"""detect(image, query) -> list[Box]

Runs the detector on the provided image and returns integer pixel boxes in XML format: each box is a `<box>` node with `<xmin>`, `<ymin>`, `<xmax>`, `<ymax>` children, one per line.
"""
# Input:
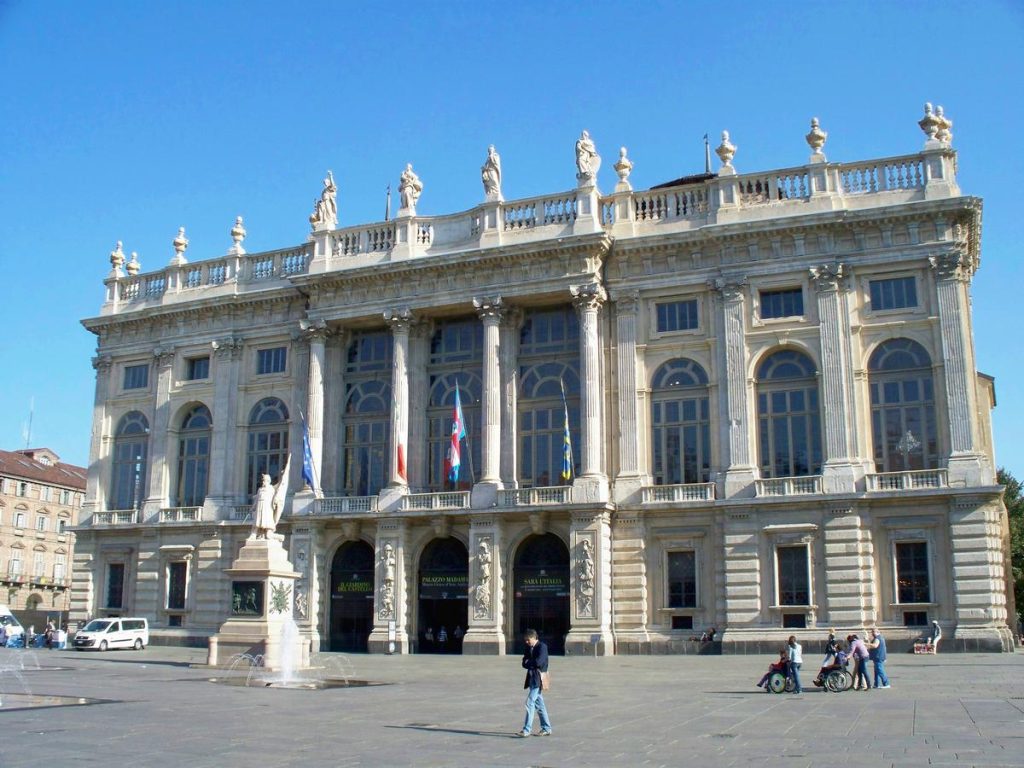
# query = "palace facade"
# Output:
<box><xmin>72</xmin><ymin>108</ymin><xmax>1015</xmax><ymax>654</ymax></box>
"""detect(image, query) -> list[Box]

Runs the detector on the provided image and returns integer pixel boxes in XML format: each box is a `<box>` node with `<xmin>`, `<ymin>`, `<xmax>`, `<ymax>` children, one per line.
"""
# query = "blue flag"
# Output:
<box><xmin>301</xmin><ymin>415</ymin><xmax>318</xmax><ymax>493</ymax></box>
<box><xmin>560</xmin><ymin>379</ymin><xmax>573</xmax><ymax>483</ymax></box>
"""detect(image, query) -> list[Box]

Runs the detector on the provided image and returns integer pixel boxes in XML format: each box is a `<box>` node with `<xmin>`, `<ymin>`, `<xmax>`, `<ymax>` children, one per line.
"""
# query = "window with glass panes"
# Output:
<box><xmin>655</xmin><ymin>299</ymin><xmax>699</xmax><ymax>333</ymax></box>
<box><xmin>33</xmin><ymin>552</ymin><xmax>45</xmax><ymax>577</ymax></box>
<box><xmin>246</xmin><ymin>398</ymin><xmax>289</xmax><ymax>499</ymax></box>
<box><xmin>651</xmin><ymin>359</ymin><xmax>711</xmax><ymax>485</ymax></box>
<box><xmin>757</xmin><ymin>350</ymin><xmax>822</xmax><ymax>477</ymax></box>
<box><xmin>895</xmin><ymin>541</ymin><xmax>930</xmax><ymax>603</ymax></box>
<box><xmin>427</xmin><ymin>318</ymin><xmax>483</xmax><ymax>491</ymax></box>
<box><xmin>776</xmin><ymin>545</ymin><xmax>810</xmax><ymax>605</ymax></box>
<box><xmin>8</xmin><ymin>550</ymin><xmax>22</xmax><ymax>575</ymax></box>
<box><xmin>106</xmin><ymin>562</ymin><xmax>125</xmax><ymax>608</ymax></box>
<box><xmin>518</xmin><ymin>308</ymin><xmax>581</xmax><ymax>487</ymax></box>
<box><xmin>256</xmin><ymin>347</ymin><xmax>287</xmax><ymax>375</ymax></box>
<box><xmin>36</xmin><ymin>516</ymin><xmax>46</xmax><ymax>532</ymax></box>
<box><xmin>667</xmin><ymin>551</ymin><xmax>697</xmax><ymax>608</ymax></box>
<box><xmin>175</xmin><ymin>405</ymin><xmax>211</xmax><ymax>507</ymax></box>
<box><xmin>869</xmin><ymin>277</ymin><xmax>917</xmax><ymax>311</ymax></box>
<box><xmin>343</xmin><ymin>331</ymin><xmax>392</xmax><ymax>497</ymax></box>
<box><xmin>123</xmin><ymin>363</ymin><xmax>149</xmax><ymax>389</ymax></box>
<box><xmin>54</xmin><ymin>553</ymin><xmax>66</xmax><ymax>582</ymax></box>
<box><xmin>167</xmin><ymin>561</ymin><xmax>188</xmax><ymax>611</ymax></box>
<box><xmin>111</xmin><ymin>411</ymin><xmax>149</xmax><ymax>511</ymax></box>
<box><xmin>759</xmin><ymin>288</ymin><xmax>804</xmax><ymax>319</ymax></box>
<box><xmin>869</xmin><ymin>339</ymin><xmax>937</xmax><ymax>472</ymax></box>
<box><xmin>186</xmin><ymin>356</ymin><xmax>210</xmax><ymax>380</ymax></box>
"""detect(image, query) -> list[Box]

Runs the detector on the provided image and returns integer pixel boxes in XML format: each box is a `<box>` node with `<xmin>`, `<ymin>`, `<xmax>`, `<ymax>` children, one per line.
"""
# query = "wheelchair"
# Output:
<box><xmin>766</xmin><ymin>670</ymin><xmax>796</xmax><ymax>694</ymax></box>
<box><xmin>816</xmin><ymin>662</ymin><xmax>854</xmax><ymax>692</ymax></box>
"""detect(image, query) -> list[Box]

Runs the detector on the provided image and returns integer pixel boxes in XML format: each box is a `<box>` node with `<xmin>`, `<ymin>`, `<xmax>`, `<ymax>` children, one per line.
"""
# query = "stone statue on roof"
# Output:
<box><xmin>481</xmin><ymin>145</ymin><xmax>502</xmax><ymax>201</ymax></box>
<box><xmin>575</xmin><ymin>130</ymin><xmax>601</xmax><ymax>187</ymax></box>
<box><xmin>309</xmin><ymin>171</ymin><xmax>338</xmax><ymax>230</ymax></box>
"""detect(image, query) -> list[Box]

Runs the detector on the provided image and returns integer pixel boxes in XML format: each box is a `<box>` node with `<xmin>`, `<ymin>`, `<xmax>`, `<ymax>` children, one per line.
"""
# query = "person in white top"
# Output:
<box><xmin>787</xmin><ymin>635</ymin><xmax>803</xmax><ymax>694</ymax></box>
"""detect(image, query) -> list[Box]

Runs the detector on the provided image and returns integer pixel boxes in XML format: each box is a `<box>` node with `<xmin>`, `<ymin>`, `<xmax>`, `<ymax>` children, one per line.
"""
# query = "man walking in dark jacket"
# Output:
<box><xmin>518</xmin><ymin>629</ymin><xmax>552</xmax><ymax>737</ymax></box>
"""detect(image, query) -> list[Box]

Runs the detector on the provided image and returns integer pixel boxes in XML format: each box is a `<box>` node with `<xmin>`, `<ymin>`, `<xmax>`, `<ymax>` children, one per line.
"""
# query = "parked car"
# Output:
<box><xmin>0</xmin><ymin>605</ymin><xmax>25</xmax><ymax>644</ymax></box>
<box><xmin>73</xmin><ymin>618</ymin><xmax>149</xmax><ymax>651</ymax></box>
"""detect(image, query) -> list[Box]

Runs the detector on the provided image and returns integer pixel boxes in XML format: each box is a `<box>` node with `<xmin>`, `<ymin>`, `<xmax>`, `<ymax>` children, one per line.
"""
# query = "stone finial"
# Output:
<box><xmin>805</xmin><ymin>117</ymin><xmax>827</xmax><ymax>162</ymax></box>
<box><xmin>229</xmin><ymin>216</ymin><xmax>247</xmax><ymax>255</ymax></box>
<box><xmin>715</xmin><ymin>130</ymin><xmax>736</xmax><ymax>172</ymax></box>
<box><xmin>919</xmin><ymin>102</ymin><xmax>941</xmax><ymax>143</ymax></box>
<box><xmin>109</xmin><ymin>241</ymin><xmax>125</xmax><ymax>276</ymax></box>
<box><xmin>614</xmin><ymin>146</ymin><xmax>633</xmax><ymax>192</ymax></box>
<box><xmin>935</xmin><ymin>105</ymin><xmax>953</xmax><ymax>145</ymax></box>
<box><xmin>171</xmin><ymin>226</ymin><xmax>189</xmax><ymax>266</ymax></box>
<box><xmin>126</xmin><ymin>251</ymin><xmax>141</xmax><ymax>275</ymax></box>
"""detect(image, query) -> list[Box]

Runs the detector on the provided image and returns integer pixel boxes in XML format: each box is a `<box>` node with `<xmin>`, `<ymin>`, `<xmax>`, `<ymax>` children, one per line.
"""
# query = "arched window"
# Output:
<box><xmin>650</xmin><ymin>359</ymin><xmax>711</xmax><ymax>485</ymax></box>
<box><xmin>868</xmin><ymin>339</ymin><xmax>938</xmax><ymax>471</ymax></box>
<box><xmin>343</xmin><ymin>332</ymin><xmax>392</xmax><ymax>496</ymax></box>
<box><xmin>175</xmin><ymin>404</ymin><xmax>211</xmax><ymax>507</ymax></box>
<box><xmin>246</xmin><ymin>398</ymin><xmax>289</xmax><ymax>498</ymax></box>
<box><xmin>756</xmin><ymin>350</ymin><xmax>822</xmax><ymax>478</ymax></box>
<box><xmin>518</xmin><ymin>308</ymin><xmax>581</xmax><ymax>487</ymax></box>
<box><xmin>110</xmin><ymin>411</ymin><xmax>149</xmax><ymax>511</ymax></box>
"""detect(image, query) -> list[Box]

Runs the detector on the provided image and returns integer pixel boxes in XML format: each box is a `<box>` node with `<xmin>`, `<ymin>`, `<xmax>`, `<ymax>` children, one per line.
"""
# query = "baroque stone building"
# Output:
<box><xmin>72</xmin><ymin>108</ymin><xmax>1014</xmax><ymax>654</ymax></box>
<box><xmin>1</xmin><ymin>448</ymin><xmax>85</xmax><ymax>617</ymax></box>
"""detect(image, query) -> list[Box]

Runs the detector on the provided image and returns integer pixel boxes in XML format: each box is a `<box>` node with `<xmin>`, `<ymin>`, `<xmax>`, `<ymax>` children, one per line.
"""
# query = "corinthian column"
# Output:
<box><xmin>380</xmin><ymin>308</ymin><xmax>412</xmax><ymax>511</ymax></box>
<box><xmin>301</xmin><ymin>320</ymin><xmax>329</xmax><ymax>496</ymax></box>
<box><xmin>930</xmin><ymin>250</ymin><xmax>986</xmax><ymax>485</ymax></box>
<box><xmin>810</xmin><ymin>263</ymin><xmax>861</xmax><ymax>493</ymax></box>
<box><xmin>710</xmin><ymin>277</ymin><xmax>756</xmax><ymax>498</ymax></box>
<box><xmin>144</xmin><ymin>347</ymin><xmax>176</xmax><ymax>519</ymax></box>
<box><xmin>82</xmin><ymin>355</ymin><xmax>113</xmax><ymax>523</ymax></box>
<box><xmin>471</xmin><ymin>296</ymin><xmax>503</xmax><ymax>507</ymax></box>
<box><xmin>206</xmin><ymin>338</ymin><xmax>242</xmax><ymax>516</ymax></box>
<box><xmin>499</xmin><ymin>308</ymin><xmax>523</xmax><ymax>488</ymax></box>
<box><xmin>571</xmin><ymin>283</ymin><xmax>609</xmax><ymax>503</ymax></box>
<box><xmin>613</xmin><ymin>291</ymin><xmax>644</xmax><ymax>503</ymax></box>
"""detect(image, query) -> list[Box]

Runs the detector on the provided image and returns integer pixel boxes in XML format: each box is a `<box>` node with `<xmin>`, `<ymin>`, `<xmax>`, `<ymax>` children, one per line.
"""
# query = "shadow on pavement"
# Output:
<box><xmin>386</xmin><ymin>724</ymin><xmax>520</xmax><ymax>739</ymax></box>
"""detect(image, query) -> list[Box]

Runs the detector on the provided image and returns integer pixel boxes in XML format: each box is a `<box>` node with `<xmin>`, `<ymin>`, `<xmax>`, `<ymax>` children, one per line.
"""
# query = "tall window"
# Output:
<box><xmin>14</xmin><ymin>511</ymin><xmax>26</xmax><ymax>529</ymax></box>
<box><xmin>167</xmin><ymin>561</ymin><xmax>188</xmax><ymax>611</ymax></box>
<box><xmin>33</xmin><ymin>550</ymin><xmax>45</xmax><ymax>577</ymax></box>
<box><xmin>175</xmin><ymin>405</ymin><xmax>211</xmax><ymax>507</ymax></box>
<box><xmin>869</xmin><ymin>339</ymin><xmax>938</xmax><ymax>472</ymax></box>
<box><xmin>111</xmin><ymin>411</ymin><xmax>149</xmax><ymax>511</ymax></box>
<box><xmin>343</xmin><ymin>331</ymin><xmax>392</xmax><ymax>496</ymax></box>
<box><xmin>667</xmin><ymin>551</ymin><xmax>697</xmax><ymax>608</ymax></box>
<box><xmin>246</xmin><ymin>398</ymin><xmax>290</xmax><ymax>499</ymax></box>
<box><xmin>8</xmin><ymin>549</ymin><xmax>22</xmax><ymax>576</ymax></box>
<box><xmin>186</xmin><ymin>356</ymin><xmax>210</xmax><ymax>380</ymax></box>
<box><xmin>427</xmin><ymin>319</ymin><xmax>483</xmax><ymax>491</ymax></box>
<box><xmin>106</xmin><ymin>563</ymin><xmax>125</xmax><ymax>609</ymax></box>
<box><xmin>54</xmin><ymin>553</ymin><xmax>66</xmax><ymax>582</ymax></box>
<box><xmin>895</xmin><ymin>541</ymin><xmax>931</xmax><ymax>603</ymax></box>
<box><xmin>36</xmin><ymin>516</ymin><xmax>47</xmax><ymax>532</ymax></box>
<box><xmin>651</xmin><ymin>359</ymin><xmax>711</xmax><ymax>485</ymax></box>
<box><xmin>776</xmin><ymin>545</ymin><xmax>810</xmax><ymax>605</ymax></box>
<box><xmin>757</xmin><ymin>349</ymin><xmax>822</xmax><ymax>477</ymax></box>
<box><xmin>519</xmin><ymin>308</ymin><xmax>580</xmax><ymax>487</ymax></box>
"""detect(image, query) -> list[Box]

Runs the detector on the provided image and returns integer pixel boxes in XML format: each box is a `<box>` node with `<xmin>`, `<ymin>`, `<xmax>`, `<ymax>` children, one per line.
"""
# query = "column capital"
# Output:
<box><xmin>809</xmin><ymin>262</ymin><xmax>847</xmax><ymax>292</ymax></box>
<box><xmin>708</xmin><ymin>275</ymin><xmax>748</xmax><ymax>300</ymax></box>
<box><xmin>613</xmin><ymin>290</ymin><xmax>641</xmax><ymax>314</ymax></box>
<box><xmin>211</xmin><ymin>337</ymin><xmax>244</xmax><ymax>361</ymax></box>
<box><xmin>571</xmin><ymin>281</ymin><xmax>607</xmax><ymax>311</ymax></box>
<box><xmin>152</xmin><ymin>346</ymin><xmax>175</xmax><ymax>369</ymax></box>
<box><xmin>472</xmin><ymin>295</ymin><xmax>504</xmax><ymax>321</ymax></box>
<box><xmin>299</xmin><ymin>318</ymin><xmax>331</xmax><ymax>343</ymax></box>
<box><xmin>383</xmin><ymin>307</ymin><xmax>414</xmax><ymax>333</ymax></box>
<box><xmin>929</xmin><ymin>250</ymin><xmax>973</xmax><ymax>282</ymax></box>
<box><xmin>500</xmin><ymin>305</ymin><xmax>525</xmax><ymax>330</ymax></box>
<box><xmin>91</xmin><ymin>354</ymin><xmax>113</xmax><ymax>373</ymax></box>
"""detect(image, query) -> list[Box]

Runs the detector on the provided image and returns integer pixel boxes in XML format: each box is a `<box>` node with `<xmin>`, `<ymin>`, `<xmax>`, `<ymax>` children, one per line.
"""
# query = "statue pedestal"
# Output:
<box><xmin>207</xmin><ymin>534</ymin><xmax>308</xmax><ymax>671</ymax></box>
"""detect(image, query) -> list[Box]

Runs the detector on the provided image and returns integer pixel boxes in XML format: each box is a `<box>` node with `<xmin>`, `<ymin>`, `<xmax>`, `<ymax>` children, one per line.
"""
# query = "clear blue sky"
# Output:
<box><xmin>1</xmin><ymin>1</ymin><xmax>1022</xmax><ymax>477</ymax></box>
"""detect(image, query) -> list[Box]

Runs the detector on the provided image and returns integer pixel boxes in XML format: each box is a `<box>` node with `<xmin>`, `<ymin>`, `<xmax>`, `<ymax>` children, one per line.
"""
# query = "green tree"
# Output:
<box><xmin>998</xmin><ymin>468</ymin><xmax>1024</xmax><ymax>626</ymax></box>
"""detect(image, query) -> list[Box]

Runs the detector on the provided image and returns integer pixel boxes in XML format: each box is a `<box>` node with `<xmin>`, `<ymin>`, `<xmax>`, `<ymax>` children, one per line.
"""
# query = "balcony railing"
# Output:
<box><xmin>642</xmin><ymin>483</ymin><xmax>715</xmax><ymax>504</ymax></box>
<box><xmin>316</xmin><ymin>496</ymin><xmax>380</xmax><ymax>514</ymax></box>
<box><xmin>160</xmin><ymin>506</ymin><xmax>203</xmax><ymax>522</ymax></box>
<box><xmin>497</xmin><ymin>486</ymin><xmax>572</xmax><ymax>506</ymax></box>
<box><xmin>755</xmin><ymin>476</ymin><xmax>823</xmax><ymax>497</ymax></box>
<box><xmin>92</xmin><ymin>509</ymin><xmax>138</xmax><ymax>526</ymax></box>
<box><xmin>401</xmin><ymin>492</ymin><xmax>470</xmax><ymax>511</ymax></box>
<box><xmin>866</xmin><ymin>469</ymin><xmax>948</xmax><ymax>492</ymax></box>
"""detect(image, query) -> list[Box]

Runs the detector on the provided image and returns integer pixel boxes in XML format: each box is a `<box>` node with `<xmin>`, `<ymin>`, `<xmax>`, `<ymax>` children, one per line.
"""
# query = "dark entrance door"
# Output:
<box><xmin>513</xmin><ymin>533</ymin><xmax>570</xmax><ymax>655</ymax></box>
<box><xmin>418</xmin><ymin>538</ymin><xmax>468</xmax><ymax>654</ymax></box>
<box><xmin>329</xmin><ymin>540</ymin><xmax>375</xmax><ymax>653</ymax></box>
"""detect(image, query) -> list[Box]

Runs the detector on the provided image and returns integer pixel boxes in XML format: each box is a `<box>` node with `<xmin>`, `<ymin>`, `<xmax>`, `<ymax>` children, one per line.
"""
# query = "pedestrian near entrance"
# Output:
<box><xmin>424</xmin><ymin>627</ymin><xmax>434</xmax><ymax>653</ymax></box>
<box><xmin>787</xmin><ymin>635</ymin><xmax>803</xmax><ymax>694</ymax></box>
<box><xmin>437</xmin><ymin>625</ymin><xmax>448</xmax><ymax>653</ymax></box>
<box><xmin>868</xmin><ymin>628</ymin><xmax>890</xmax><ymax>689</ymax></box>
<box><xmin>518</xmin><ymin>628</ymin><xmax>552</xmax><ymax>737</ymax></box>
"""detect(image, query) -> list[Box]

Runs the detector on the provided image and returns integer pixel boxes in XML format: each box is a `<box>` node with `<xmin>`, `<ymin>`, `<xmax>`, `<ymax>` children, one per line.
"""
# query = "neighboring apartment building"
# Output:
<box><xmin>71</xmin><ymin>106</ymin><xmax>1014</xmax><ymax>654</ymax></box>
<box><xmin>0</xmin><ymin>448</ymin><xmax>86</xmax><ymax>616</ymax></box>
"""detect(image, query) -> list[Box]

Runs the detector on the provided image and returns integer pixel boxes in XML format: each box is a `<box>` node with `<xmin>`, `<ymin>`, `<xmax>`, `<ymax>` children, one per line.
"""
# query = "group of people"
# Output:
<box><xmin>0</xmin><ymin>620</ymin><xmax>63</xmax><ymax>649</ymax></box>
<box><xmin>422</xmin><ymin>625</ymin><xmax>464</xmax><ymax>653</ymax></box>
<box><xmin>757</xmin><ymin>628</ymin><xmax>890</xmax><ymax>693</ymax></box>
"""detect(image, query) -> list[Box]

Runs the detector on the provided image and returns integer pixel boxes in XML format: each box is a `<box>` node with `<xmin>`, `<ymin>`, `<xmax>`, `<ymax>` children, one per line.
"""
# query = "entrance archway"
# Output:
<box><xmin>513</xmin><ymin>533</ymin><xmax>570</xmax><ymax>655</ymax></box>
<box><xmin>329</xmin><ymin>540</ymin><xmax>375</xmax><ymax>652</ymax></box>
<box><xmin>418</xmin><ymin>538</ymin><xmax>468</xmax><ymax>654</ymax></box>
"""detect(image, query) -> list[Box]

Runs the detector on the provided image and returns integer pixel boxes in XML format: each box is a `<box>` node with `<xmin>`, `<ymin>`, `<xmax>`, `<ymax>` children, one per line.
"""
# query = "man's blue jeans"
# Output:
<box><xmin>523</xmin><ymin>686</ymin><xmax>551</xmax><ymax>734</ymax></box>
<box><xmin>873</xmin><ymin>659</ymin><xmax>890</xmax><ymax>687</ymax></box>
<box><xmin>788</xmin><ymin>662</ymin><xmax>802</xmax><ymax>693</ymax></box>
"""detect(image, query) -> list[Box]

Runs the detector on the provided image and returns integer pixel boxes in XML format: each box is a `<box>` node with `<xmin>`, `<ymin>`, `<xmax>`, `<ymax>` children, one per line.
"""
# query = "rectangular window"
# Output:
<box><xmin>124</xmin><ymin>364</ymin><xmax>149</xmax><ymax>390</ymax></box>
<box><xmin>61</xmin><ymin>489</ymin><xmax>71</xmax><ymax>505</ymax></box>
<box><xmin>777</xmin><ymin>545</ymin><xmax>810</xmax><ymax>605</ymax></box>
<box><xmin>656</xmin><ymin>300</ymin><xmax>699</xmax><ymax>333</ymax></box>
<box><xmin>58</xmin><ymin>519</ymin><xmax>67</xmax><ymax>534</ymax></box>
<box><xmin>17</xmin><ymin>482</ymin><xmax>28</xmax><ymax>497</ymax></box>
<box><xmin>256</xmin><ymin>347</ymin><xmax>287</xmax><ymax>375</ymax></box>
<box><xmin>106</xmin><ymin>563</ymin><xmax>125</xmax><ymax>609</ymax></box>
<box><xmin>54</xmin><ymin>555</ymin><xmax>66</xmax><ymax>582</ymax></box>
<box><xmin>760</xmin><ymin>288</ymin><xmax>804</xmax><ymax>319</ymax></box>
<box><xmin>895</xmin><ymin>541</ymin><xmax>931</xmax><ymax>603</ymax></box>
<box><xmin>33</xmin><ymin>554</ymin><xmax>44</xmax><ymax>577</ymax></box>
<box><xmin>14</xmin><ymin>512</ymin><xmax>26</xmax><ymax>529</ymax></box>
<box><xmin>186</xmin><ymin>356</ymin><xmax>210</xmax><ymax>380</ymax></box>
<box><xmin>41</xmin><ymin>486</ymin><xmax>52</xmax><ymax>502</ymax></box>
<box><xmin>9</xmin><ymin>554</ymin><xmax>22</xmax><ymax>576</ymax></box>
<box><xmin>167</xmin><ymin>562</ymin><xmax>188</xmax><ymax>611</ymax></box>
<box><xmin>667</xmin><ymin>551</ymin><xmax>697</xmax><ymax>608</ymax></box>
<box><xmin>870</xmin><ymin>277</ymin><xmax>917</xmax><ymax>311</ymax></box>
<box><xmin>36</xmin><ymin>516</ymin><xmax>47</xmax><ymax>532</ymax></box>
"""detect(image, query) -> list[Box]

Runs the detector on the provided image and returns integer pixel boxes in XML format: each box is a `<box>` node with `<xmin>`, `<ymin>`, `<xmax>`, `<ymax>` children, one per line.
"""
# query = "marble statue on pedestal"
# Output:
<box><xmin>481</xmin><ymin>145</ymin><xmax>502</xmax><ymax>201</ymax></box>
<box><xmin>399</xmin><ymin>164</ymin><xmax>423</xmax><ymax>212</ymax></box>
<box><xmin>575</xmin><ymin>130</ymin><xmax>601</xmax><ymax>186</ymax></box>
<box><xmin>309</xmin><ymin>171</ymin><xmax>338</xmax><ymax>229</ymax></box>
<box><xmin>251</xmin><ymin>456</ymin><xmax>291</xmax><ymax>538</ymax></box>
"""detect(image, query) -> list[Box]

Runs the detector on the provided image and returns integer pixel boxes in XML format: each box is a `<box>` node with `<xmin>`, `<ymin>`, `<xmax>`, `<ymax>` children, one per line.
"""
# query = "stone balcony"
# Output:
<box><xmin>755</xmin><ymin>475</ymin><xmax>823</xmax><ymax>497</ymax></box>
<box><xmin>866</xmin><ymin>469</ymin><xmax>949</xmax><ymax>492</ymax></box>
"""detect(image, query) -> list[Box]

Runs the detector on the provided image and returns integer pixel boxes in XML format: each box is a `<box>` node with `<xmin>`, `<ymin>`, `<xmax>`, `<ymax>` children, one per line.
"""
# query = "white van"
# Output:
<box><xmin>73</xmin><ymin>618</ymin><xmax>149</xmax><ymax>651</ymax></box>
<box><xmin>0</xmin><ymin>605</ymin><xmax>25</xmax><ymax>644</ymax></box>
